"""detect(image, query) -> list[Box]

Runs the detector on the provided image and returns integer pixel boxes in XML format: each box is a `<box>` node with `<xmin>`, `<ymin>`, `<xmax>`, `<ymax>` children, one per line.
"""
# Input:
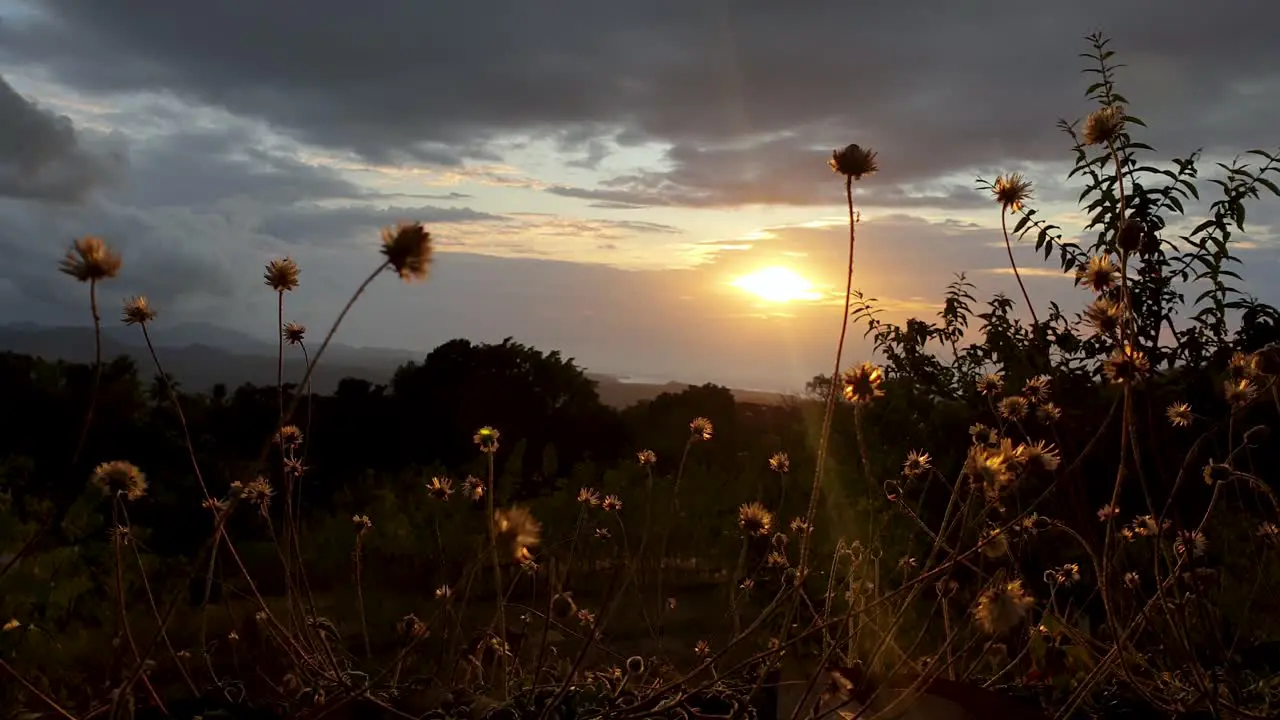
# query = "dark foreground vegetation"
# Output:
<box><xmin>5</xmin><ymin>35</ymin><xmax>1280</xmax><ymax>720</ymax></box>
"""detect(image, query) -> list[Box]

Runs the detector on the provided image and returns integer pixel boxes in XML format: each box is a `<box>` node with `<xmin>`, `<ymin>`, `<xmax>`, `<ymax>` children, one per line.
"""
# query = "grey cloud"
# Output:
<box><xmin>4</xmin><ymin>2</ymin><xmax>1278</xmax><ymax>205</ymax></box>
<box><xmin>258</xmin><ymin>203</ymin><xmax>506</xmax><ymax>246</ymax></box>
<box><xmin>0</xmin><ymin>73</ymin><xmax>121</xmax><ymax>202</ymax></box>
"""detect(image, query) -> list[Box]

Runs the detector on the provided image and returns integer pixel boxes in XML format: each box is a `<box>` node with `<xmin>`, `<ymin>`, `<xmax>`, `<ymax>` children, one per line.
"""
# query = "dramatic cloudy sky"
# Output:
<box><xmin>2</xmin><ymin>1</ymin><xmax>1279</xmax><ymax>391</ymax></box>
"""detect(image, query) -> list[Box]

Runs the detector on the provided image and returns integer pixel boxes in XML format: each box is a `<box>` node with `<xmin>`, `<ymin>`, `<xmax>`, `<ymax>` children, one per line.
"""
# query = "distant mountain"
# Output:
<box><xmin>0</xmin><ymin>323</ymin><xmax>790</xmax><ymax>408</ymax></box>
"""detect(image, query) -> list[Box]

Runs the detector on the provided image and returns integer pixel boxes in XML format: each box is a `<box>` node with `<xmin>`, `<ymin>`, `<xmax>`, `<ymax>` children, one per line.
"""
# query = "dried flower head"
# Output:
<box><xmin>637</xmin><ymin>449</ymin><xmax>657</xmax><ymax>467</ymax></box>
<box><xmin>980</xmin><ymin>527</ymin><xmax>1009</xmax><ymax>558</ymax></box>
<box><xmin>1050</xmin><ymin>563</ymin><xmax>1081</xmax><ymax>586</ymax></box>
<box><xmin>694</xmin><ymin>639</ymin><xmax>712</xmax><ymax>658</ymax></box>
<box><xmin>59</xmin><ymin>236</ymin><xmax>122</xmax><ymax>282</ymax></box>
<box><xmin>841</xmin><ymin>362</ymin><xmax>885</xmax><ymax>404</ymax></box>
<box><xmin>282</xmin><ymin>322</ymin><xmax>306</xmax><ymax>345</ymax></box>
<box><xmin>264</xmin><ymin>257</ymin><xmax>300</xmax><ymax>292</ymax></box>
<box><xmin>902</xmin><ymin>450</ymin><xmax>932</xmax><ymax>478</ymax></box>
<box><xmin>1083</xmin><ymin>105</ymin><xmax>1126</xmax><ymax>146</ymax></box>
<box><xmin>689</xmin><ymin>416</ymin><xmax>714</xmax><ymax>441</ymax></box>
<box><xmin>1123</xmin><ymin>571</ymin><xmax>1141</xmax><ymax>589</ymax></box>
<box><xmin>1022</xmin><ymin>375</ymin><xmax>1051</xmax><ymax>404</ymax></box>
<box><xmin>241</xmin><ymin>476</ymin><xmax>274</xmax><ymax>508</ymax></box>
<box><xmin>828</xmin><ymin>144</ymin><xmax>879</xmax><ymax>180</ymax></box>
<box><xmin>121</xmin><ymin>296</ymin><xmax>156</xmax><ymax>326</ymax></box>
<box><xmin>1076</xmin><ymin>255</ymin><xmax>1120</xmax><ymax>293</ymax></box>
<box><xmin>275</xmin><ymin>425</ymin><xmax>303</xmax><ymax>447</ymax></box>
<box><xmin>1104</xmin><ymin>346</ymin><xmax>1150</xmax><ymax>385</ymax></box>
<box><xmin>1021</xmin><ymin>440</ymin><xmax>1061</xmax><ymax>472</ymax></box>
<box><xmin>973</xmin><ymin>579</ymin><xmax>1036</xmax><ymax>634</ymax></box>
<box><xmin>1174</xmin><ymin>529</ymin><xmax>1208</xmax><ymax>558</ymax></box>
<box><xmin>352</xmin><ymin>514</ymin><xmax>372</xmax><ymax>531</ymax></box>
<box><xmin>768</xmin><ymin>452</ymin><xmax>790</xmax><ymax>474</ymax></box>
<box><xmin>1202</xmin><ymin>462</ymin><xmax>1231</xmax><ymax>485</ymax></box>
<box><xmin>426</xmin><ymin>476</ymin><xmax>454</xmax><ymax>501</ymax></box>
<box><xmin>998</xmin><ymin>395</ymin><xmax>1030</xmax><ymax>421</ymax></box>
<box><xmin>380</xmin><ymin>222</ymin><xmax>433</xmax><ymax>281</ymax></box>
<box><xmin>577</xmin><ymin>487</ymin><xmax>601</xmax><ymax>506</ymax></box>
<box><xmin>400</xmin><ymin>613</ymin><xmax>427</xmax><ymax>639</ymax></box>
<box><xmin>766</xmin><ymin>550</ymin><xmax>789</xmax><ymax>568</ymax></box>
<box><xmin>2</xmin><ymin>618</ymin><xmax>21</xmax><ymax>632</ymax></box>
<box><xmin>1229</xmin><ymin>351</ymin><xmax>1260</xmax><ymax>381</ymax></box>
<box><xmin>462</xmin><ymin>476</ymin><xmax>485</xmax><ymax>501</ymax></box>
<box><xmin>92</xmin><ymin>461</ymin><xmax>147</xmax><ymax>501</ymax></box>
<box><xmin>992</xmin><ymin>173</ymin><xmax>1033</xmax><ymax>212</ymax></box>
<box><xmin>966</xmin><ymin>440</ymin><xmax>1024</xmax><ymax>500</ymax></box>
<box><xmin>473</xmin><ymin>426</ymin><xmax>500</xmax><ymax>453</ymax></box>
<box><xmin>976</xmin><ymin>372</ymin><xmax>1004</xmax><ymax>396</ymax></box>
<box><xmin>1224</xmin><ymin>378</ymin><xmax>1256</xmax><ymax>408</ymax></box>
<box><xmin>1036</xmin><ymin>403</ymin><xmax>1062</xmax><ymax>424</ymax></box>
<box><xmin>575</xmin><ymin>608</ymin><xmax>596</xmax><ymax>626</ymax></box>
<box><xmin>601</xmin><ymin>494</ymin><xmax>623</xmax><ymax>512</ymax></box>
<box><xmin>1097</xmin><ymin>504</ymin><xmax>1120</xmax><ymax>521</ymax></box>
<box><xmin>789</xmin><ymin>517</ymin><xmax>812</xmax><ymax>535</ymax></box>
<box><xmin>1166</xmin><ymin>402</ymin><xmax>1192</xmax><ymax>428</ymax></box>
<box><xmin>1083</xmin><ymin>297</ymin><xmax>1123</xmax><ymax>336</ymax></box>
<box><xmin>494</xmin><ymin>506</ymin><xmax>541</xmax><ymax>562</ymax></box>
<box><xmin>594</xmin><ymin>527</ymin><xmax>611</xmax><ymax>539</ymax></box>
<box><xmin>738</xmin><ymin>502</ymin><xmax>774</xmax><ymax>537</ymax></box>
<box><xmin>970</xmin><ymin>423</ymin><xmax>998</xmax><ymax>447</ymax></box>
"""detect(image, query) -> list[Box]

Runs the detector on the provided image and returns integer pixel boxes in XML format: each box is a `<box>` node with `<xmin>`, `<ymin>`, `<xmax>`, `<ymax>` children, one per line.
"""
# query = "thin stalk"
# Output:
<box><xmin>1001</xmin><ymin>210</ymin><xmax>1040</xmax><ymax>326</ymax></box>
<box><xmin>354</xmin><ymin>530</ymin><xmax>372</xmax><ymax>659</ymax></box>
<box><xmin>485</xmin><ymin>450</ymin><xmax>508</xmax><ymax>699</ymax></box>
<box><xmin>0</xmin><ymin>659</ymin><xmax>80</xmax><ymax>720</ymax></box>
<box><xmin>72</xmin><ymin>278</ymin><xmax>102</xmax><ymax>466</ymax></box>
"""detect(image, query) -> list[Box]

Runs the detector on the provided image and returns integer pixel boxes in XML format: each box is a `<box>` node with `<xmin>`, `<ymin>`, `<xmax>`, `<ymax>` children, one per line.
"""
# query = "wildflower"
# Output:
<box><xmin>828</xmin><ymin>144</ymin><xmax>879</xmax><ymax>180</ymax></box>
<box><xmin>841</xmin><ymin>362</ymin><xmax>884</xmax><ymax>404</ymax></box>
<box><xmin>1229</xmin><ymin>351</ymin><xmax>1259</xmax><ymax>381</ymax></box>
<box><xmin>434</xmin><ymin>585</ymin><xmax>452</xmax><ymax>599</ymax></box>
<box><xmin>1021</xmin><ymin>513</ymin><xmax>1049</xmax><ymax>534</ymax></box>
<box><xmin>494</xmin><ymin>506</ymin><xmax>541</xmax><ymax>562</ymax></box>
<box><xmin>973</xmin><ymin>579</ymin><xmax>1036</xmax><ymax>634</ymax></box>
<box><xmin>992</xmin><ymin>173</ymin><xmax>1033</xmax><ymax>213</ymax></box>
<box><xmin>977</xmin><ymin>373</ymin><xmax>1004</xmax><ymax>396</ymax></box>
<box><xmin>1083</xmin><ymin>297</ymin><xmax>1123</xmax><ymax>336</ymax></box>
<box><xmin>285</xmin><ymin>457</ymin><xmax>308</xmax><ymax>477</ymax></box>
<box><xmin>2</xmin><ymin>619</ymin><xmax>21</xmax><ymax>632</ymax></box>
<box><xmin>276</xmin><ymin>425</ymin><xmax>303</xmax><ymax>447</ymax></box>
<box><xmin>121</xmin><ymin>296</ymin><xmax>156</xmax><ymax>326</ymax></box>
<box><xmin>738</xmin><ymin>502</ymin><xmax>774</xmax><ymax>537</ymax></box>
<box><xmin>59</xmin><ymin>236</ymin><xmax>122</xmax><ymax>282</ymax></box>
<box><xmin>694</xmin><ymin>640</ymin><xmax>712</xmax><ymax>658</ymax></box>
<box><xmin>601</xmin><ymin>494</ymin><xmax>623</xmax><ymax>512</ymax></box>
<box><xmin>789</xmin><ymin>517</ymin><xmax>812</xmax><ymax>535</ymax></box>
<box><xmin>352</xmin><ymin>514</ymin><xmax>372</xmax><ymax>531</ymax></box>
<box><xmin>769</xmin><ymin>452</ymin><xmax>790</xmax><ymax>474</ymax></box>
<box><xmin>264</xmin><ymin>257</ymin><xmax>300</xmax><ymax>292</ymax></box>
<box><xmin>980</xmin><ymin>527</ymin><xmax>1009</xmax><ymax>558</ymax></box>
<box><xmin>426</xmin><ymin>476</ymin><xmax>454</xmax><ymax>501</ymax></box>
<box><xmin>474</xmin><ymin>426</ymin><xmax>500</xmax><ymax>453</ymax></box>
<box><xmin>689</xmin><ymin>417</ymin><xmax>714</xmax><ymax>441</ymax></box>
<box><xmin>1224</xmin><ymin>378</ymin><xmax>1256</xmax><ymax>408</ymax></box>
<box><xmin>1104</xmin><ymin>346</ymin><xmax>1150</xmax><ymax>385</ymax></box>
<box><xmin>1036</xmin><ymin>403</ymin><xmax>1062</xmax><ymax>423</ymax></box>
<box><xmin>462</xmin><ymin>476</ymin><xmax>485</xmax><ymax>501</ymax></box>
<box><xmin>576</xmin><ymin>608</ymin><xmax>596</xmax><ymax>627</ymax></box>
<box><xmin>1166</xmin><ymin>402</ymin><xmax>1192</xmax><ymax>428</ymax></box>
<box><xmin>1021</xmin><ymin>440</ymin><xmax>1061</xmax><ymax>472</ymax></box>
<box><xmin>594</xmin><ymin>527</ymin><xmax>611</xmax><ymax>539</ymax></box>
<box><xmin>1258</xmin><ymin>522</ymin><xmax>1279</xmax><ymax>539</ymax></box>
<box><xmin>637</xmin><ymin>449</ymin><xmax>657</xmax><ymax>467</ymax></box>
<box><xmin>91</xmin><ymin>461</ymin><xmax>147</xmax><ymax>501</ymax></box>
<box><xmin>577</xmin><ymin>487</ymin><xmax>601</xmax><ymax>506</ymax></box>
<box><xmin>998</xmin><ymin>395</ymin><xmax>1030</xmax><ymax>421</ymax></box>
<box><xmin>1022</xmin><ymin>375</ymin><xmax>1051</xmax><ymax>404</ymax></box>
<box><xmin>1202</xmin><ymin>462</ymin><xmax>1231</xmax><ymax>485</ymax></box>
<box><xmin>966</xmin><ymin>442</ymin><xmax>1020</xmax><ymax>500</ymax></box>
<box><xmin>766</xmin><ymin>551</ymin><xmax>789</xmax><ymax>568</ymax></box>
<box><xmin>902</xmin><ymin>450</ymin><xmax>931</xmax><ymax>478</ymax></box>
<box><xmin>1076</xmin><ymin>255</ymin><xmax>1120</xmax><ymax>293</ymax></box>
<box><xmin>970</xmin><ymin>423</ymin><xmax>998</xmax><ymax>446</ymax></box>
<box><xmin>1097</xmin><ymin>504</ymin><xmax>1120</xmax><ymax>521</ymax></box>
<box><xmin>1123</xmin><ymin>571</ymin><xmax>1141</xmax><ymax>589</ymax></box>
<box><xmin>282</xmin><ymin>322</ymin><xmax>306</xmax><ymax>345</ymax></box>
<box><xmin>1174</xmin><ymin>530</ymin><xmax>1207</xmax><ymax>559</ymax></box>
<box><xmin>1050</xmin><ymin>563</ymin><xmax>1081</xmax><ymax>586</ymax></box>
<box><xmin>1083</xmin><ymin>105</ymin><xmax>1126</xmax><ymax>146</ymax></box>
<box><xmin>380</xmin><ymin>222</ymin><xmax>434</xmax><ymax>281</ymax></box>
<box><xmin>241</xmin><ymin>476</ymin><xmax>274</xmax><ymax>509</ymax></box>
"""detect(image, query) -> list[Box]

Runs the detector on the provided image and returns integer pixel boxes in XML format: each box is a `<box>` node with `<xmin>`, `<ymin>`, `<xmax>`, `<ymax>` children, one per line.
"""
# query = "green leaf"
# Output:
<box><xmin>1256</xmin><ymin>177</ymin><xmax>1280</xmax><ymax>197</ymax></box>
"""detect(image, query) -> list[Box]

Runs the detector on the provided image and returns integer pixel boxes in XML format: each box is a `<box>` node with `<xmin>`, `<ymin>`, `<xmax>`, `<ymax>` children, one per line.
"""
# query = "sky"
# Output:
<box><xmin>1</xmin><ymin>1</ymin><xmax>1279</xmax><ymax>392</ymax></box>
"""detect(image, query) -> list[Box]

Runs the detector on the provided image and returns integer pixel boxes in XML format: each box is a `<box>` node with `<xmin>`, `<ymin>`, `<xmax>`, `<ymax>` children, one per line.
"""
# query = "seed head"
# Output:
<box><xmin>494</xmin><ymin>506</ymin><xmax>541</xmax><ymax>562</ymax></box>
<box><xmin>59</xmin><ymin>236</ymin><xmax>122</xmax><ymax>282</ymax></box>
<box><xmin>121</xmin><ymin>296</ymin><xmax>156</xmax><ymax>326</ymax></box>
<box><xmin>473</xmin><ymin>426</ymin><xmax>500</xmax><ymax>453</ymax></box>
<box><xmin>240</xmin><ymin>476</ymin><xmax>274</xmax><ymax>509</ymax></box>
<box><xmin>769</xmin><ymin>452</ymin><xmax>790</xmax><ymax>474</ymax></box>
<box><xmin>91</xmin><ymin>461</ymin><xmax>147</xmax><ymax>501</ymax></box>
<box><xmin>282</xmin><ymin>322</ymin><xmax>306</xmax><ymax>345</ymax></box>
<box><xmin>828</xmin><ymin>144</ymin><xmax>879</xmax><ymax>180</ymax></box>
<box><xmin>841</xmin><ymin>362</ymin><xmax>884</xmax><ymax>404</ymax></box>
<box><xmin>637</xmin><ymin>449</ymin><xmax>657</xmax><ymax>467</ymax></box>
<box><xmin>1166</xmin><ymin>402</ymin><xmax>1192</xmax><ymax>428</ymax></box>
<box><xmin>1076</xmin><ymin>255</ymin><xmax>1120</xmax><ymax>293</ymax></box>
<box><xmin>973</xmin><ymin>579</ymin><xmax>1035</xmax><ymax>634</ymax></box>
<box><xmin>902</xmin><ymin>450</ymin><xmax>931</xmax><ymax>478</ymax></box>
<box><xmin>426</xmin><ymin>476</ymin><xmax>454</xmax><ymax>501</ymax></box>
<box><xmin>1083</xmin><ymin>105</ymin><xmax>1126</xmax><ymax>146</ymax></box>
<box><xmin>737</xmin><ymin>502</ymin><xmax>774</xmax><ymax>537</ymax></box>
<box><xmin>976</xmin><ymin>373</ymin><xmax>1003</xmax><ymax>396</ymax></box>
<box><xmin>601</xmin><ymin>494</ymin><xmax>623</xmax><ymax>512</ymax></box>
<box><xmin>1104</xmin><ymin>346</ymin><xmax>1150</xmax><ymax>385</ymax></box>
<box><xmin>463</xmin><ymin>476</ymin><xmax>485</xmax><ymax>501</ymax></box>
<box><xmin>689</xmin><ymin>417</ymin><xmax>714</xmax><ymax>441</ymax></box>
<box><xmin>998</xmin><ymin>395</ymin><xmax>1030</xmax><ymax>421</ymax></box>
<box><xmin>380</xmin><ymin>222</ymin><xmax>433</xmax><ymax>281</ymax></box>
<box><xmin>1083</xmin><ymin>297</ymin><xmax>1123</xmax><ymax>336</ymax></box>
<box><xmin>992</xmin><ymin>173</ymin><xmax>1033</xmax><ymax>213</ymax></box>
<box><xmin>264</xmin><ymin>257</ymin><xmax>300</xmax><ymax>292</ymax></box>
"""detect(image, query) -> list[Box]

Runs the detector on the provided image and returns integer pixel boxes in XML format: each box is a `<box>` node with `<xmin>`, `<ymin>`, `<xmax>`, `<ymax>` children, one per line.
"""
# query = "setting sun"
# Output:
<box><xmin>731</xmin><ymin>266</ymin><xmax>822</xmax><ymax>303</ymax></box>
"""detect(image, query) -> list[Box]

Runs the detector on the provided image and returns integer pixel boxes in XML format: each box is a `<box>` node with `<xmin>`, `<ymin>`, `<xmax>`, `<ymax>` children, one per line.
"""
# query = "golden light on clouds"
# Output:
<box><xmin>731</xmin><ymin>266</ymin><xmax>822</xmax><ymax>303</ymax></box>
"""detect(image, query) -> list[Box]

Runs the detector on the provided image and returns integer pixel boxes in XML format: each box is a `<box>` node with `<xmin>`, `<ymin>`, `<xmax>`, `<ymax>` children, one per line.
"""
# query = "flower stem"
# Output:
<box><xmin>1001</xmin><ymin>210</ymin><xmax>1040</xmax><ymax>326</ymax></box>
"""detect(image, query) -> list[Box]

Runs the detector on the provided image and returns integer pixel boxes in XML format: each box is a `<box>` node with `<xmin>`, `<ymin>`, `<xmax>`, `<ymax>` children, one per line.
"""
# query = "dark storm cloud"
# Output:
<box><xmin>4</xmin><ymin>2</ymin><xmax>1278</xmax><ymax>207</ymax></box>
<box><xmin>0</xmin><ymin>73</ymin><xmax>121</xmax><ymax>202</ymax></box>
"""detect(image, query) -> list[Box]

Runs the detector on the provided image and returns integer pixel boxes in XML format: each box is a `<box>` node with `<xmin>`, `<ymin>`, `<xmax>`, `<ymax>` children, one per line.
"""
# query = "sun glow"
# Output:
<box><xmin>731</xmin><ymin>266</ymin><xmax>822</xmax><ymax>303</ymax></box>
